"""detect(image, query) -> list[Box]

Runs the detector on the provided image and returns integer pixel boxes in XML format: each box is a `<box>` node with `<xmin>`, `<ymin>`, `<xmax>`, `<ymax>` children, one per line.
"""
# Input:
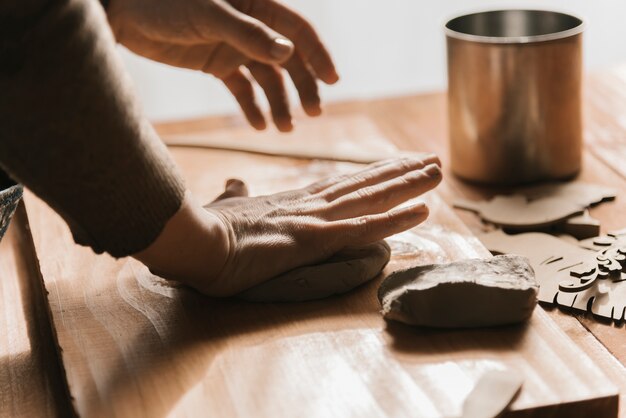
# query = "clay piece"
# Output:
<box><xmin>378</xmin><ymin>255</ymin><xmax>538</xmax><ymax>328</ymax></box>
<box><xmin>454</xmin><ymin>182</ymin><xmax>615</xmax><ymax>231</ymax></box>
<box><xmin>239</xmin><ymin>241</ymin><xmax>391</xmax><ymax>302</ymax></box>
<box><xmin>461</xmin><ymin>369</ymin><xmax>523</xmax><ymax>418</ymax></box>
<box><xmin>0</xmin><ymin>181</ymin><xmax>23</xmax><ymax>244</ymax></box>
<box><xmin>479</xmin><ymin>230</ymin><xmax>626</xmax><ymax>323</ymax></box>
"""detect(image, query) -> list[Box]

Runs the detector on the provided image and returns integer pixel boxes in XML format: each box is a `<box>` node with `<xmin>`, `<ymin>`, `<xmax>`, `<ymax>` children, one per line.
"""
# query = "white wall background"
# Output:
<box><xmin>120</xmin><ymin>1</ymin><xmax>626</xmax><ymax>122</ymax></box>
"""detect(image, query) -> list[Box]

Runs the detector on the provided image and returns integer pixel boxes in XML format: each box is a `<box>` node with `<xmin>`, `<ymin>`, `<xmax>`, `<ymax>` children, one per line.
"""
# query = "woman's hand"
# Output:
<box><xmin>107</xmin><ymin>0</ymin><xmax>337</xmax><ymax>132</ymax></box>
<box><xmin>134</xmin><ymin>156</ymin><xmax>442</xmax><ymax>297</ymax></box>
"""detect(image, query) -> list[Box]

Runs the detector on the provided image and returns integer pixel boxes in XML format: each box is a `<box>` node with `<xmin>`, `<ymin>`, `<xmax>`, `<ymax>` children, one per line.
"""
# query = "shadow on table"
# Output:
<box><xmin>51</xmin><ymin>261</ymin><xmax>539</xmax><ymax>418</ymax></box>
<box><xmin>1</xmin><ymin>205</ymin><xmax>75</xmax><ymax>417</ymax></box>
<box><xmin>384</xmin><ymin>320</ymin><xmax>528</xmax><ymax>358</ymax></box>
<box><xmin>54</xmin><ymin>265</ymin><xmax>380</xmax><ymax>417</ymax></box>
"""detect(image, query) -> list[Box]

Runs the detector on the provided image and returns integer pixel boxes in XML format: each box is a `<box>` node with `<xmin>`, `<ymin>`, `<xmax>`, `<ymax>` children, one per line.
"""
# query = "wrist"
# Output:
<box><xmin>133</xmin><ymin>192</ymin><xmax>231</xmax><ymax>296</ymax></box>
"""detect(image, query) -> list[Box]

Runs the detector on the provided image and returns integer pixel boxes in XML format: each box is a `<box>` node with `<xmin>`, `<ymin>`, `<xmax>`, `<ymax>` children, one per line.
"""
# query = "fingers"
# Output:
<box><xmin>327</xmin><ymin>203</ymin><xmax>430</xmax><ymax>248</ymax></box>
<box><xmin>212</xmin><ymin>179</ymin><xmax>249</xmax><ymax>203</ymax></box>
<box><xmin>323</xmin><ymin>164</ymin><xmax>442</xmax><ymax>220</ymax></box>
<box><xmin>305</xmin><ymin>159</ymin><xmax>399</xmax><ymax>194</ymax></box>
<box><xmin>212</xmin><ymin>2</ymin><xmax>295</xmax><ymax>64</ymax></box>
<box><xmin>247</xmin><ymin>62</ymin><xmax>293</xmax><ymax>132</ymax></box>
<box><xmin>202</xmin><ymin>44</ymin><xmax>248</xmax><ymax>79</ymax></box>
<box><xmin>222</xmin><ymin>69</ymin><xmax>266</xmax><ymax>130</ymax></box>
<box><xmin>251</xmin><ymin>0</ymin><xmax>338</xmax><ymax>84</ymax></box>
<box><xmin>284</xmin><ymin>53</ymin><xmax>321</xmax><ymax>116</ymax></box>
<box><xmin>317</xmin><ymin>155</ymin><xmax>441</xmax><ymax>200</ymax></box>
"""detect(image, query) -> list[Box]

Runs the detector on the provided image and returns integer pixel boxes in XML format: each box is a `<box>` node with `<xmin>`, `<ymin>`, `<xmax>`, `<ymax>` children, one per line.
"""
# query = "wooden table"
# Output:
<box><xmin>5</xmin><ymin>66</ymin><xmax>626</xmax><ymax>417</ymax></box>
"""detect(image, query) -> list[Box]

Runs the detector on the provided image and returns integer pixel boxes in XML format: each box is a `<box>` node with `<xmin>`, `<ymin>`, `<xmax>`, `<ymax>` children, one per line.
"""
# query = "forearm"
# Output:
<box><xmin>0</xmin><ymin>0</ymin><xmax>185</xmax><ymax>256</ymax></box>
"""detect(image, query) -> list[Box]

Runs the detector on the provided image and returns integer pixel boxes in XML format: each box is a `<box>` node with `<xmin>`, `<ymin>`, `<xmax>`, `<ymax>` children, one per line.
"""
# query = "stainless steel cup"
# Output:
<box><xmin>445</xmin><ymin>10</ymin><xmax>584</xmax><ymax>184</ymax></box>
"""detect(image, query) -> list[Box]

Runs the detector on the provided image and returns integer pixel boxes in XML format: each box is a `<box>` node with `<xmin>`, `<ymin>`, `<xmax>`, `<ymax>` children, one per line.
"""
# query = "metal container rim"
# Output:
<box><xmin>445</xmin><ymin>9</ymin><xmax>584</xmax><ymax>44</ymax></box>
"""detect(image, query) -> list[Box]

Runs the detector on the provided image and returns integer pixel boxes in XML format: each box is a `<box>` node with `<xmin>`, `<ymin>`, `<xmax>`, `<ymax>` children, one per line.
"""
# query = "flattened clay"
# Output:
<box><xmin>378</xmin><ymin>255</ymin><xmax>538</xmax><ymax>328</ymax></box>
<box><xmin>239</xmin><ymin>241</ymin><xmax>391</xmax><ymax>302</ymax></box>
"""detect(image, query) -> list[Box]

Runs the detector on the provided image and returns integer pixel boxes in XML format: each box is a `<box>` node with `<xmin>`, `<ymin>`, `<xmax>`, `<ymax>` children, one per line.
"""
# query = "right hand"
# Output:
<box><xmin>134</xmin><ymin>156</ymin><xmax>442</xmax><ymax>297</ymax></box>
<box><xmin>107</xmin><ymin>0</ymin><xmax>338</xmax><ymax>132</ymax></box>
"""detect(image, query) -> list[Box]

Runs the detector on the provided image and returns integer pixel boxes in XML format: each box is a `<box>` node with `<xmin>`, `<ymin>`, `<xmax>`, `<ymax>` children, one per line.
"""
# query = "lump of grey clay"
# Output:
<box><xmin>378</xmin><ymin>255</ymin><xmax>538</xmax><ymax>328</ymax></box>
<box><xmin>239</xmin><ymin>241</ymin><xmax>391</xmax><ymax>302</ymax></box>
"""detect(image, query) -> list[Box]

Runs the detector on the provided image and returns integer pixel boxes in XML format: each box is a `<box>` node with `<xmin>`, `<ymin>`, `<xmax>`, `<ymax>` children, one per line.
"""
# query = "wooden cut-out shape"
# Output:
<box><xmin>555</xmin><ymin>233</ymin><xmax>580</xmax><ymax>245</ymax></box>
<box><xmin>454</xmin><ymin>183</ymin><xmax>616</xmax><ymax>231</ymax></box>
<box><xmin>520</xmin><ymin>182</ymin><xmax>616</xmax><ymax>207</ymax></box>
<box><xmin>579</xmin><ymin>233</ymin><xmax>622</xmax><ymax>252</ymax></box>
<box><xmin>594</xmin><ymin>236</ymin><xmax>614</xmax><ymax>246</ymax></box>
<box><xmin>558</xmin><ymin>210</ymin><xmax>601</xmax><ymax>240</ymax></box>
<box><xmin>570</xmin><ymin>264</ymin><xmax>596</xmax><ymax>279</ymax></box>
<box><xmin>479</xmin><ymin>230</ymin><xmax>595</xmax><ymax>303</ymax></box>
<box><xmin>378</xmin><ymin>255</ymin><xmax>538</xmax><ymax>328</ymax></box>
<box><xmin>479</xmin><ymin>230</ymin><xmax>626</xmax><ymax>323</ymax></box>
<box><xmin>460</xmin><ymin>369</ymin><xmax>523</xmax><ymax>418</ymax></box>
<box><xmin>608</xmin><ymin>227</ymin><xmax>626</xmax><ymax>237</ymax></box>
<box><xmin>238</xmin><ymin>241</ymin><xmax>390</xmax><ymax>302</ymax></box>
<box><xmin>454</xmin><ymin>195</ymin><xmax>583</xmax><ymax>230</ymax></box>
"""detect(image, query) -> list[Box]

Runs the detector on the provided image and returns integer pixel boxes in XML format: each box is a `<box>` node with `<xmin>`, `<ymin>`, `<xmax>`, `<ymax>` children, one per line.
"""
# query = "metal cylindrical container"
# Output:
<box><xmin>445</xmin><ymin>10</ymin><xmax>584</xmax><ymax>184</ymax></box>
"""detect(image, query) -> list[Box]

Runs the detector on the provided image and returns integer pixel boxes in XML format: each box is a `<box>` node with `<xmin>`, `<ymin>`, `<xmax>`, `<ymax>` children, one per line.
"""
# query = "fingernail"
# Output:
<box><xmin>399</xmin><ymin>202</ymin><xmax>428</xmax><ymax>216</ymax></box>
<box><xmin>253</xmin><ymin>119</ymin><xmax>267</xmax><ymax>130</ymax></box>
<box><xmin>271</xmin><ymin>38</ymin><xmax>293</xmax><ymax>60</ymax></box>
<box><xmin>306</xmin><ymin>102</ymin><xmax>322</xmax><ymax>117</ymax></box>
<box><xmin>412</xmin><ymin>202</ymin><xmax>427</xmax><ymax>211</ymax></box>
<box><xmin>277</xmin><ymin>117</ymin><xmax>294</xmax><ymax>132</ymax></box>
<box><xmin>424</xmin><ymin>163</ymin><xmax>441</xmax><ymax>178</ymax></box>
<box><xmin>326</xmin><ymin>71</ymin><xmax>340</xmax><ymax>84</ymax></box>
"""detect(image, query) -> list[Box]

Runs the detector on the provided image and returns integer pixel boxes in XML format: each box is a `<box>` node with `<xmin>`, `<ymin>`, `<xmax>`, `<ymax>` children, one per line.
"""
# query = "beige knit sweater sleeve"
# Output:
<box><xmin>0</xmin><ymin>0</ymin><xmax>186</xmax><ymax>257</ymax></box>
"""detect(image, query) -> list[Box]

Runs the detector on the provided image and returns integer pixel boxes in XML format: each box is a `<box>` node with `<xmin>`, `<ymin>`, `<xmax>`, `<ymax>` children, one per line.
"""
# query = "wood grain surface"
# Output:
<box><xmin>0</xmin><ymin>205</ymin><xmax>73</xmax><ymax>417</ymax></box>
<box><xmin>157</xmin><ymin>89</ymin><xmax>626</xmax><ymax>417</ymax></box>
<box><xmin>8</xmin><ymin>70</ymin><xmax>626</xmax><ymax>416</ymax></box>
<box><xmin>24</xmin><ymin>136</ymin><xmax>619</xmax><ymax>417</ymax></box>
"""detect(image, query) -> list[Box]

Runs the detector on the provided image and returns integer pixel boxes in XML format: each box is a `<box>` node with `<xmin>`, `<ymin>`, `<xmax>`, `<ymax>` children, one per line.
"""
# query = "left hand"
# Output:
<box><xmin>106</xmin><ymin>0</ymin><xmax>338</xmax><ymax>132</ymax></box>
<box><xmin>134</xmin><ymin>156</ymin><xmax>442</xmax><ymax>297</ymax></box>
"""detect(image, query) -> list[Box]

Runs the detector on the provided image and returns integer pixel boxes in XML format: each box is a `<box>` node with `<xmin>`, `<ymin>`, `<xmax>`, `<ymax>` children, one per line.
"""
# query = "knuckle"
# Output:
<box><xmin>398</xmin><ymin>158</ymin><xmax>415</xmax><ymax>172</ymax></box>
<box><xmin>290</xmin><ymin>65</ymin><xmax>316</xmax><ymax>86</ymax></box>
<box><xmin>355</xmin><ymin>187</ymin><xmax>374</xmax><ymax>200</ymax></box>
<box><xmin>385</xmin><ymin>210</ymin><xmax>398</xmax><ymax>226</ymax></box>
<box><xmin>244</xmin><ymin>22</ymin><xmax>269</xmax><ymax>44</ymax></box>
<box><xmin>351</xmin><ymin>216</ymin><xmax>369</xmax><ymax>236</ymax></box>
<box><xmin>224</xmin><ymin>73</ymin><xmax>250</xmax><ymax>95</ymax></box>
<box><xmin>291</xmin><ymin>19</ymin><xmax>314</xmax><ymax>43</ymax></box>
<box><xmin>298</xmin><ymin>219</ymin><xmax>332</xmax><ymax>249</ymax></box>
<box><xmin>404</xmin><ymin>171</ymin><xmax>423</xmax><ymax>185</ymax></box>
<box><xmin>213</xmin><ymin>65</ymin><xmax>238</xmax><ymax>80</ymax></box>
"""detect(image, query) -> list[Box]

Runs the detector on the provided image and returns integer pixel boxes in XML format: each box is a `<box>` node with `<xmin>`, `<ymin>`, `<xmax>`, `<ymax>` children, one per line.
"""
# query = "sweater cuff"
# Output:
<box><xmin>67</xmin><ymin>138</ymin><xmax>187</xmax><ymax>258</ymax></box>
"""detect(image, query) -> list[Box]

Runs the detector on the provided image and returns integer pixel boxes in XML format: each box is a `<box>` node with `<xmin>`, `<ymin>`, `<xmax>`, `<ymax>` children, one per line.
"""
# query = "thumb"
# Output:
<box><xmin>211</xmin><ymin>179</ymin><xmax>249</xmax><ymax>203</ymax></box>
<box><xmin>213</xmin><ymin>4</ymin><xmax>294</xmax><ymax>63</ymax></box>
